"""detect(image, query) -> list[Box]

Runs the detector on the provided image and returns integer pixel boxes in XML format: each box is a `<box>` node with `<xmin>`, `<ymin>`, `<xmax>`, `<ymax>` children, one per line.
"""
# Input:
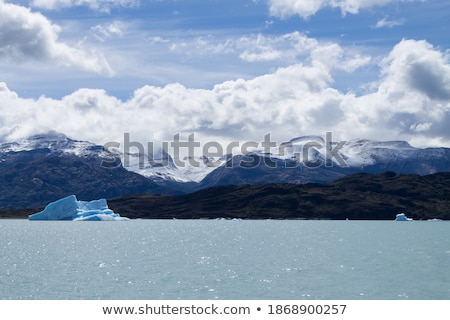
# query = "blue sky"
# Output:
<box><xmin>1</xmin><ymin>0</ymin><xmax>450</xmax><ymax>148</ymax></box>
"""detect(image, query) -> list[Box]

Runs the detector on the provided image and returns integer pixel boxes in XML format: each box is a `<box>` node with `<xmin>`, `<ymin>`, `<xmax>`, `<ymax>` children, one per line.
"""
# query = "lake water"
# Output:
<box><xmin>0</xmin><ymin>220</ymin><xmax>449</xmax><ymax>300</ymax></box>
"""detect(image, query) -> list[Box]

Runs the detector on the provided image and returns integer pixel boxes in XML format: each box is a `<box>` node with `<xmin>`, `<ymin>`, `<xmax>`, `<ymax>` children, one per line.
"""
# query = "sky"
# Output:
<box><xmin>0</xmin><ymin>0</ymin><xmax>450</xmax><ymax>149</ymax></box>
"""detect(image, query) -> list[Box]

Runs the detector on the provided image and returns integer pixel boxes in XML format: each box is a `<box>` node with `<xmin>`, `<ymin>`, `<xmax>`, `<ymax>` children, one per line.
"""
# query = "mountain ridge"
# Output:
<box><xmin>1</xmin><ymin>131</ymin><xmax>450</xmax><ymax>209</ymax></box>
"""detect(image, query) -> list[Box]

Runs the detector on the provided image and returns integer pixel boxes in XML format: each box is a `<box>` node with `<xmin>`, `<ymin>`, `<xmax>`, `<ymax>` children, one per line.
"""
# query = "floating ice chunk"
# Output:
<box><xmin>29</xmin><ymin>195</ymin><xmax>128</xmax><ymax>221</ymax></box>
<box><xmin>394</xmin><ymin>213</ymin><xmax>413</xmax><ymax>221</ymax></box>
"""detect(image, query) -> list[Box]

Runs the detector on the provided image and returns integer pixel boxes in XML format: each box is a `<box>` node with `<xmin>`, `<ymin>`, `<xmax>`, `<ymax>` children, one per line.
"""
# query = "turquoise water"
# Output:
<box><xmin>0</xmin><ymin>220</ymin><xmax>449</xmax><ymax>300</ymax></box>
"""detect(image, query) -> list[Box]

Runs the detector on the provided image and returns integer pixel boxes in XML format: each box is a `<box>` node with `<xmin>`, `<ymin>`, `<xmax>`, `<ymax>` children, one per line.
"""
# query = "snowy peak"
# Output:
<box><xmin>343</xmin><ymin>139</ymin><xmax>415</xmax><ymax>151</ymax></box>
<box><xmin>0</xmin><ymin>131</ymin><xmax>98</xmax><ymax>156</ymax></box>
<box><xmin>122</xmin><ymin>152</ymin><xmax>218</xmax><ymax>183</ymax></box>
<box><xmin>338</xmin><ymin>139</ymin><xmax>417</xmax><ymax>167</ymax></box>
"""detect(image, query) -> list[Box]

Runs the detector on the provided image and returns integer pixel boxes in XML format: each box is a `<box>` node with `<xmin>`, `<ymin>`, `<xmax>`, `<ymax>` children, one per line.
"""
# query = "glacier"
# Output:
<box><xmin>28</xmin><ymin>195</ymin><xmax>129</xmax><ymax>221</ymax></box>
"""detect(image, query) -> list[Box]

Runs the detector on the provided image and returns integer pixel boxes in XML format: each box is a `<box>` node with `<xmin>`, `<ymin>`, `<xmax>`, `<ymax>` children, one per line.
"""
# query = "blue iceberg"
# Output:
<box><xmin>394</xmin><ymin>213</ymin><xmax>413</xmax><ymax>221</ymax></box>
<box><xmin>29</xmin><ymin>195</ymin><xmax>129</xmax><ymax>221</ymax></box>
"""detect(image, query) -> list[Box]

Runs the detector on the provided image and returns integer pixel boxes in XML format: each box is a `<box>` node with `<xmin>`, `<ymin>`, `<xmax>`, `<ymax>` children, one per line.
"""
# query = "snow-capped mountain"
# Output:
<box><xmin>0</xmin><ymin>131</ymin><xmax>100</xmax><ymax>159</ymax></box>
<box><xmin>0</xmin><ymin>132</ymin><xmax>170</xmax><ymax>209</ymax></box>
<box><xmin>2</xmin><ymin>131</ymin><xmax>450</xmax><ymax>209</ymax></box>
<box><xmin>250</xmin><ymin>135</ymin><xmax>446</xmax><ymax>171</ymax></box>
<box><xmin>199</xmin><ymin>135</ymin><xmax>450</xmax><ymax>188</ymax></box>
<box><xmin>339</xmin><ymin>138</ymin><xmax>450</xmax><ymax>174</ymax></box>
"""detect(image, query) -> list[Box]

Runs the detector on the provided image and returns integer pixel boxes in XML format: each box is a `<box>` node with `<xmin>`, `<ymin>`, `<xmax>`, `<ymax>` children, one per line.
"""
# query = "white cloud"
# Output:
<box><xmin>0</xmin><ymin>39</ymin><xmax>449</xmax><ymax>149</ymax></box>
<box><xmin>30</xmin><ymin>0</ymin><xmax>139</xmax><ymax>12</ymax></box>
<box><xmin>0</xmin><ymin>1</ymin><xmax>113</xmax><ymax>75</ymax></box>
<box><xmin>238</xmin><ymin>34</ymin><xmax>282</xmax><ymax>62</ymax></box>
<box><xmin>147</xmin><ymin>36</ymin><xmax>170</xmax><ymax>44</ymax></box>
<box><xmin>163</xmin><ymin>31</ymin><xmax>371</xmax><ymax>72</ymax></box>
<box><xmin>237</xmin><ymin>32</ymin><xmax>310</xmax><ymax>63</ymax></box>
<box><xmin>340</xmin><ymin>54</ymin><xmax>372</xmax><ymax>72</ymax></box>
<box><xmin>239</xmin><ymin>49</ymin><xmax>281</xmax><ymax>62</ymax></box>
<box><xmin>267</xmin><ymin>0</ymin><xmax>422</xmax><ymax>19</ymax></box>
<box><xmin>268</xmin><ymin>0</ymin><xmax>327</xmax><ymax>19</ymax></box>
<box><xmin>90</xmin><ymin>21</ymin><xmax>125</xmax><ymax>42</ymax></box>
<box><xmin>410</xmin><ymin>122</ymin><xmax>432</xmax><ymax>132</ymax></box>
<box><xmin>379</xmin><ymin>39</ymin><xmax>450</xmax><ymax>102</ymax></box>
<box><xmin>348</xmin><ymin>39</ymin><xmax>450</xmax><ymax>143</ymax></box>
<box><xmin>374</xmin><ymin>17</ymin><xmax>405</xmax><ymax>28</ymax></box>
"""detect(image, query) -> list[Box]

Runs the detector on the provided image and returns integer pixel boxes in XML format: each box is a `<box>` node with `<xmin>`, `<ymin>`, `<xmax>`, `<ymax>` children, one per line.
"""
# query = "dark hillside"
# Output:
<box><xmin>4</xmin><ymin>172</ymin><xmax>449</xmax><ymax>220</ymax></box>
<box><xmin>107</xmin><ymin>172</ymin><xmax>450</xmax><ymax>220</ymax></box>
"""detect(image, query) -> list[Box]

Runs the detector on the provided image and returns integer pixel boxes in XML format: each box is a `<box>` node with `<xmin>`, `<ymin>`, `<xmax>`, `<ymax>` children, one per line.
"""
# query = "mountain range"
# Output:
<box><xmin>1</xmin><ymin>131</ymin><xmax>450</xmax><ymax>212</ymax></box>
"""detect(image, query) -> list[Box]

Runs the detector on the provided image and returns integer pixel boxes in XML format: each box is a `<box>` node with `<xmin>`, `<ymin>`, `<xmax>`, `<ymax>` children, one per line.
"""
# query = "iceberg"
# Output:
<box><xmin>394</xmin><ymin>213</ymin><xmax>413</xmax><ymax>221</ymax></box>
<box><xmin>29</xmin><ymin>195</ymin><xmax>129</xmax><ymax>221</ymax></box>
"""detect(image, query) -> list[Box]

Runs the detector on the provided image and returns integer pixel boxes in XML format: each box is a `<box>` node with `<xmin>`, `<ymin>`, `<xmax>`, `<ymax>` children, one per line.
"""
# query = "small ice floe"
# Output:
<box><xmin>427</xmin><ymin>218</ymin><xmax>443</xmax><ymax>222</ymax></box>
<box><xmin>394</xmin><ymin>213</ymin><xmax>413</xmax><ymax>221</ymax></box>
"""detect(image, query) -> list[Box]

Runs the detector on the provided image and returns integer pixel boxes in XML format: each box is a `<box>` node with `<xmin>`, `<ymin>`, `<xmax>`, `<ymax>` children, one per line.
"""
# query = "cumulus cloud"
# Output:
<box><xmin>349</xmin><ymin>39</ymin><xmax>450</xmax><ymax>144</ymax></box>
<box><xmin>268</xmin><ymin>0</ymin><xmax>326</xmax><ymax>19</ymax></box>
<box><xmin>379</xmin><ymin>39</ymin><xmax>450</xmax><ymax>101</ymax></box>
<box><xmin>30</xmin><ymin>0</ymin><xmax>139</xmax><ymax>12</ymax></box>
<box><xmin>0</xmin><ymin>1</ymin><xmax>113</xmax><ymax>75</ymax></box>
<box><xmin>0</xmin><ymin>39</ymin><xmax>449</xmax><ymax>149</ymax></box>
<box><xmin>267</xmin><ymin>0</ymin><xmax>421</xmax><ymax>19</ymax></box>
